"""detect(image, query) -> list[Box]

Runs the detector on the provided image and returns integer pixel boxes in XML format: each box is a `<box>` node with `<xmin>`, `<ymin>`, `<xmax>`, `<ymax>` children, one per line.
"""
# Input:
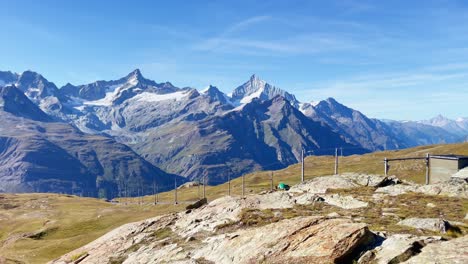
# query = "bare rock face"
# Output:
<box><xmin>191</xmin><ymin>217</ymin><xmax>375</xmax><ymax>264</ymax></box>
<box><xmin>340</xmin><ymin>173</ymin><xmax>399</xmax><ymax>187</ymax></box>
<box><xmin>358</xmin><ymin>234</ymin><xmax>442</xmax><ymax>264</ymax></box>
<box><xmin>403</xmin><ymin>236</ymin><xmax>468</xmax><ymax>264</ymax></box>
<box><xmin>174</xmin><ymin>192</ymin><xmax>296</xmax><ymax>238</ymax></box>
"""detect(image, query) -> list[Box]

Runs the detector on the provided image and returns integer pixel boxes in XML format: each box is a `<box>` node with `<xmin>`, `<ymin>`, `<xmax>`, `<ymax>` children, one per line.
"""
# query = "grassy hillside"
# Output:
<box><xmin>140</xmin><ymin>142</ymin><xmax>468</xmax><ymax>203</ymax></box>
<box><xmin>0</xmin><ymin>142</ymin><xmax>467</xmax><ymax>263</ymax></box>
<box><xmin>0</xmin><ymin>194</ymin><xmax>187</xmax><ymax>263</ymax></box>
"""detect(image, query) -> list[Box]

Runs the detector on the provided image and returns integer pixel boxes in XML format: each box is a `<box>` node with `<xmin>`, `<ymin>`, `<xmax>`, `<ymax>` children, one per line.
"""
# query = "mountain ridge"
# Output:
<box><xmin>0</xmin><ymin>69</ymin><xmax>466</xmax><ymax>196</ymax></box>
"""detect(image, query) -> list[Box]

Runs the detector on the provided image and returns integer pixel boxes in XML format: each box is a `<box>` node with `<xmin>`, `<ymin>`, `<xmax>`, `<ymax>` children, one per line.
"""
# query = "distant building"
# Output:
<box><xmin>429</xmin><ymin>155</ymin><xmax>468</xmax><ymax>183</ymax></box>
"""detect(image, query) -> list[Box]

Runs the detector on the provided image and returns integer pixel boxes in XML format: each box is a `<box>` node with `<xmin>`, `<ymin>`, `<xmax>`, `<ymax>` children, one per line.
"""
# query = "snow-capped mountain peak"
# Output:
<box><xmin>230</xmin><ymin>74</ymin><xmax>299</xmax><ymax>107</ymax></box>
<box><xmin>419</xmin><ymin>114</ymin><xmax>468</xmax><ymax>136</ymax></box>
<box><xmin>201</xmin><ymin>85</ymin><xmax>232</xmax><ymax>105</ymax></box>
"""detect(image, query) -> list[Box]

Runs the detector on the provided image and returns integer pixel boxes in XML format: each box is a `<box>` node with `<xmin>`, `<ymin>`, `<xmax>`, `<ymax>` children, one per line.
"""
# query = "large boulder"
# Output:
<box><xmin>452</xmin><ymin>167</ymin><xmax>468</xmax><ymax>181</ymax></box>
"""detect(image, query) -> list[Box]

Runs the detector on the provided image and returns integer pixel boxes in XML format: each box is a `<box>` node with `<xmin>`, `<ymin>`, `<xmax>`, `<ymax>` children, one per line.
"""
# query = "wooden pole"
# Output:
<box><xmin>153</xmin><ymin>180</ymin><xmax>156</xmax><ymax>205</ymax></box>
<box><xmin>384</xmin><ymin>157</ymin><xmax>388</xmax><ymax>176</ymax></box>
<box><xmin>156</xmin><ymin>184</ymin><xmax>159</xmax><ymax>204</ymax></box>
<box><xmin>425</xmin><ymin>153</ymin><xmax>430</xmax><ymax>185</ymax></box>
<box><xmin>198</xmin><ymin>179</ymin><xmax>201</xmax><ymax>199</ymax></box>
<box><xmin>174</xmin><ymin>177</ymin><xmax>178</xmax><ymax>205</ymax></box>
<box><xmin>270</xmin><ymin>171</ymin><xmax>273</xmax><ymax>191</ymax></box>
<box><xmin>301</xmin><ymin>149</ymin><xmax>305</xmax><ymax>182</ymax></box>
<box><xmin>203</xmin><ymin>175</ymin><xmax>206</xmax><ymax>199</ymax></box>
<box><xmin>242</xmin><ymin>174</ymin><xmax>245</xmax><ymax>198</ymax></box>
<box><xmin>228</xmin><ymin>175</ymin><xmax>231</xmax><ymax>196</ymax></box>
<box><xmin>334</xmin><ymin>148</ymin><xmax>338</xmax><ymax>175</ymax></box>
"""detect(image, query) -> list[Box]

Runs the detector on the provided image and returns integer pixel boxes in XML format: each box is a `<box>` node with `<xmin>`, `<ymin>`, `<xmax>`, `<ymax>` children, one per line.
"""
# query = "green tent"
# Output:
<box><xmin>278</xmin><ymin>182</ymin><xmax>290</xmax><ymax>190</ymax></box>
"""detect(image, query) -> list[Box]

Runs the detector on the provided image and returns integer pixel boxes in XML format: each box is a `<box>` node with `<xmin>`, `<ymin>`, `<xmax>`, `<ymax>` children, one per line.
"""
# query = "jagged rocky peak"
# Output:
<box><xmin>123</xmin><ymin>68</ymin><xmax>145</xmax><ymax>85</ymax></box>
<box><xmin>0</xmin><ymin>85</ymin><xmax>51</xmax><ymax>121</ymax></box>
<box><xmin>231</xmin><ymin>74</ymin><xmax>267</xmax><ymax>101</ymax></box>
<box><xmin>201</xmin><ymin>85</ymin><xmax>231</xmax><ymax>104</ymax></box>
<box><xmin>14</xmin><ymin>70</ymin><xmax>59</xmax><ymax>102</ymax></box>
<box><xmin>231</xmin><ymin>74</ymin><xmax>299</xmax><ymax>107</ymax></box>
<box><xmin>0</xmin><ymin>71</ymin><xmax>19</xmax><ymax>86</ymax></box>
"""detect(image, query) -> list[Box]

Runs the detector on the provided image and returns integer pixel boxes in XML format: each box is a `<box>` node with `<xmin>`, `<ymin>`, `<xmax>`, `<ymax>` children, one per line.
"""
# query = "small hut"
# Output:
<box><xmin>429</xmin><ymin>155</ymin><xmax>468</xmax><ymax>183</ymax></box>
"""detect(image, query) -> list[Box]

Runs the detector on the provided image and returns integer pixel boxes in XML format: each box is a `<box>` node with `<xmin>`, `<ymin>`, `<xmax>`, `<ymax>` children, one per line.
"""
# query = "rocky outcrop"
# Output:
<box><xmin>358</xmin><ymin>234</ymin><xmax>442</xmax><ymax>264</ymax></box>
<box><xmin>192</xmin><ymin>217</ymin><xmax>375</xmax><ymax>264</ymax></box>
<box><xmin>49</xmin><ymin>174</ymin><xmax>468</xmax><ymax>264</ymax></box>
<box><xmin>403</xmin><ymin>236</ymin><xmax>468</xmax><ymax>264</ymax></box>
<box><xmin>51</xmin><ymin>215</ymin><xmax>376</xmax><ymax>264</ymax></box>
<box><xmin>376</xmin><ymin>179</ymin><xmax>468</xmax><ymax>198</ymax></box>
<box><xmin>452</xmin><ymin>167</ymin><xmax>468</xmax><ymax>181</ymax></box>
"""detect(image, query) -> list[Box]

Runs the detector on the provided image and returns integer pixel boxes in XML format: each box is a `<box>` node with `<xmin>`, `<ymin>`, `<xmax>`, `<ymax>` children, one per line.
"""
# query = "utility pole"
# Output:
<box><xmin>301</xmin><ymin>149</ymin><xmax>305</xmax><ymax>183</ymax></box>
<box><xmin>174</xmin><ymin>177</ymin><xmax>178</xmax><ymax>205</ymax></box>
<box><xmin>228</xmin><ymin>174</ymin><xmax>231</xmax><ymax>196</ymax></box>
<box><xmin>270</xmin><ymin>171</ymin><xmax>273</xmax><ymax>191</ymax></box>
<box><xmin>334</xmin><ymin>148</ymin><xmax>339</xmax><ymax>175</ymax></box>
<box><xmin>425</xmin><ymin>153</ymin><xmax>430</xmax><ymax>185</ymax></box>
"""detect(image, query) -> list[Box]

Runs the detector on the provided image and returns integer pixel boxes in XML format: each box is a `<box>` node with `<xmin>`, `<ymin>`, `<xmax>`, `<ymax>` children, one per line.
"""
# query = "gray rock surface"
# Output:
<box><xmin>398</xmin><ymin>218</ymin><xmax>448</xmax><ymax>232</ymax></box>
<box><xmin>403</xmin><ymin>235</ymin><xmax>468</xmax><ymax>264</ymax></box>
<box><xmin>358</xmin><ymin>234</ymin><xmax>442</xmax><ymax>264</ymax></box>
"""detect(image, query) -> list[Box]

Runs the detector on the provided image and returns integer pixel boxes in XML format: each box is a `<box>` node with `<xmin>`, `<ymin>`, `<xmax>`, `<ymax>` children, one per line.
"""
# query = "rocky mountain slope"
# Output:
<box><xmin>301</xmin><ymin>97</ymin><xmax>462</xmax><ymax>151</ymax></box>
<box><xmin>50</xmin><ymin>173</ymin><xmax>468</xmax><ymax>264</ymax></box>
<box><xmin>0</xmin><ymin>69</ymin><xmax>466</xmax><ymax>196</ymax></box>
<box><xmin>0</xmin><ymin>85</ymin><xmax>181</xmax><ymax>197</ymax></box>
<box><xmin>133</xmin><ymin>96</ymin><xmax>361</xmax><ymax>183</ymax></box>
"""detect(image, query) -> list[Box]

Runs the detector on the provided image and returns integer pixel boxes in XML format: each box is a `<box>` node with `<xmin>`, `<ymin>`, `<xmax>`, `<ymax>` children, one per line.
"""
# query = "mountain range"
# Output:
<box><xmin>0</xmin><ymin>69</ymin><xmax>466</xmax><ymax>197</ymax></box>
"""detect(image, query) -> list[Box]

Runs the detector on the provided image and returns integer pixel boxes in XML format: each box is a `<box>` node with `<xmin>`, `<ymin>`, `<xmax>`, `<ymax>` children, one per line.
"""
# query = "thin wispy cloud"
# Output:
<box><xmin>193</xmin><ymin>16</ymin><xmax>360</xmax><ymax>55</ymax></box>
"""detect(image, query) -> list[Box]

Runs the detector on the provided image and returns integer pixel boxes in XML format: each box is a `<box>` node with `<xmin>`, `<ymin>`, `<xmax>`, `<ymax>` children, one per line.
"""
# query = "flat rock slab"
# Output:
<box><xmin>398</xmin><ymin>218</ymin><xmax>445</xmax><ymax>232</ymax></box>
<box><xmin>174</xmin><ymin>192</ymin><xmax>297</xmax><ymax>238</ymax></box>
<box><xmin>403</xmin><ymin>235</ymin><xmax>468</xmax><ymax>264</ymax></box>
<box><xmin>192</xmin><ymin>217</ymin><xmax>375</xmax><ymax>264</ymax></box>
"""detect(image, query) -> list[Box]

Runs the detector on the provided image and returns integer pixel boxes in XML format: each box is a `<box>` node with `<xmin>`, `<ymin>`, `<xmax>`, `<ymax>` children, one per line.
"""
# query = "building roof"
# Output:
<box><xmin>430</xmin><ymin>154</ymin><xmax>468</xmax><ymax>160</ymax></box>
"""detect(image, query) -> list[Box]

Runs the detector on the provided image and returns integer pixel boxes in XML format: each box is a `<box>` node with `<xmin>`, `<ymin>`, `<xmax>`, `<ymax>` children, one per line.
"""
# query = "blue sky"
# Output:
<box><xmin>1</xmin><ymin>0</ymin><xmax>467</xmax><ymax>120</ymax></box>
